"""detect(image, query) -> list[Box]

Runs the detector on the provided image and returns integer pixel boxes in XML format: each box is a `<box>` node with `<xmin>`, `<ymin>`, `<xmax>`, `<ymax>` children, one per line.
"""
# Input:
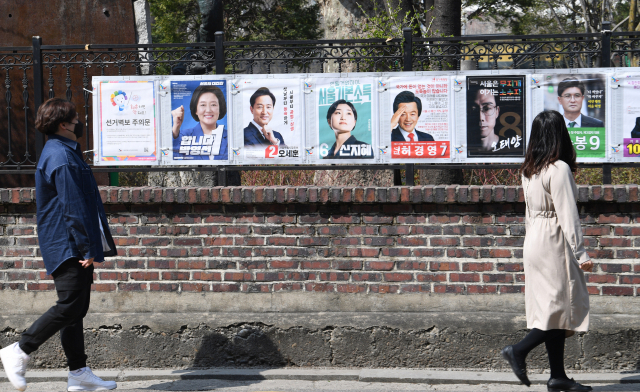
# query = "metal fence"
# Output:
<box><xmin>2</xmin><ymin>25</ymin><xmax>640</xmax><ymax>184</ymax></box>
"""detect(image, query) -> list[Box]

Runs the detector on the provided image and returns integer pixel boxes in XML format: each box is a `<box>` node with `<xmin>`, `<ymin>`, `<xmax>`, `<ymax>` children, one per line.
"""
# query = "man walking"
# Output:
<box><xmin>0</xmin><ymin>98</ymin><xmax>117</xmax><ymax>391</ymax></box>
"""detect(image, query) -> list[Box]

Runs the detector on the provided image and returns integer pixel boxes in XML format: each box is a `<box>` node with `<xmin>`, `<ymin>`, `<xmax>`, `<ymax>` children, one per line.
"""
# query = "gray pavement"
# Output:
<box><xmin>0</xmin><ymin>369</ymin><xmax>638</xmax><ymax>391</ymax></box>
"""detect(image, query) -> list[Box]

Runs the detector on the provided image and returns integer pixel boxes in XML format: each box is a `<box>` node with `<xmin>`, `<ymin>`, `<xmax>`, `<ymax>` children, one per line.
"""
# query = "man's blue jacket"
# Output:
<box><xmin>36</xmin><ymin>134</ymin><xmax>117</xmax><ymax>274</ymax></box>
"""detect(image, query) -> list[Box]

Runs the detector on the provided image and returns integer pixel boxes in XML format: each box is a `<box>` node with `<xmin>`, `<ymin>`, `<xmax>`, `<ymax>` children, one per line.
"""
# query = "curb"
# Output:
<box><xmin>3</xmin><ymin>368</ymin><xmax>640</xmax><ymax>385</ymax></box>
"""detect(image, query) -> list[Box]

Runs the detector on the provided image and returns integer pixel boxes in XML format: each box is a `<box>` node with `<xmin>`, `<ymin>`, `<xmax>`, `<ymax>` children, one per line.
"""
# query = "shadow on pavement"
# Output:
<box><xmin>146</xmin><ymin>326</ymin><xmax>285</xmax><ymax>390</ymax></box>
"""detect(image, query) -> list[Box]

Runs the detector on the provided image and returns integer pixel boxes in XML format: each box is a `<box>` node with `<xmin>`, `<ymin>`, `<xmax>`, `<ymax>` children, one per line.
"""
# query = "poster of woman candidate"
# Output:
<box><xmin>607</xmin><ymin>72</ymin><xmax>639</xmax><ymax>162</ymax></box>
<box><xmin>465</xmin><ymin>75</ymin><xmax>526</xmax><ymax>159</ymax></box>
<box><xmin>540</xmin><ymin>72</ymin><xmax>606</xmax><ymax>160</ymax></box>
<box><xmin>384</xmin><ymin>75</ymin><xmax>452</xmax><ymax>162</ymax></box>
<box><xmin>231</xmin><ymin>76</ymin><xmax>303</xmax><ymax>164</ymax></box>
<box><xmin>94</xmin><ymin>77</ymin><xmax>159</xmax><ymax>165</ymax></box>
<box><xmin>308</xmin><ymin>76</ymin><xmax>377</xmax><ymax>163</ymax></box>
<box><xmin>161</xmin><ymin>77</ymin><xmax>231</xmax><ymax>164</ymax></box>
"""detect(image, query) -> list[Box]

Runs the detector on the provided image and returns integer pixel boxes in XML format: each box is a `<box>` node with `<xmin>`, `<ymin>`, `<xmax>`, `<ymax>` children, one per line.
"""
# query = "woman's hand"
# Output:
<box><xmin>579</xmin><ymin>260</ymin><xmax>593</xmax><ymax>272</ymax></box>
<box><xmin>172</xmin><ymin>105</ymin><xmax>184</xmax><ymax>138</ymax></box>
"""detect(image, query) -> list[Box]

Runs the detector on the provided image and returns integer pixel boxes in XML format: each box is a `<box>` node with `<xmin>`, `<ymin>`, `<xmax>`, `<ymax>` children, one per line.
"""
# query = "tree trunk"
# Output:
<box><xmin>315</xmin><ymin>0</ymin><xmax>396</xmax><ymax>187</ymax></box>
<box><xmin>420</xmin><ymin>0</ymin><xmax>463</xmax><ymax>185</ymax></box>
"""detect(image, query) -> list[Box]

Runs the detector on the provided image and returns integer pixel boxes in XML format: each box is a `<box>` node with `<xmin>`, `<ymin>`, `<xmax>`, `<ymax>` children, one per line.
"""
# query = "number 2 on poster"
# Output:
<box><xmin>265</xmin><ymin>145</ymin><xmax>279</xmax><ymax>158</ymax></box>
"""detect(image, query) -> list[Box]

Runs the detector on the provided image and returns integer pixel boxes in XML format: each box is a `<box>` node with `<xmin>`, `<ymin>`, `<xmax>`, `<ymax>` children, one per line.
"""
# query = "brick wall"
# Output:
<box><xmin>0</xmin><ymin>185</ymin><xmax>639</xmax><ymax>297</ymax></box>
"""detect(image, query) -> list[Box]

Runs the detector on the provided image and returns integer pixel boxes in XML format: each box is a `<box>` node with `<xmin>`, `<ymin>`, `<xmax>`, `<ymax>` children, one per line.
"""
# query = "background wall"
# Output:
<box><xmin>0</xmin><ymin>185</ymin><xmax>638</xmax><ymax>370</ymax></box>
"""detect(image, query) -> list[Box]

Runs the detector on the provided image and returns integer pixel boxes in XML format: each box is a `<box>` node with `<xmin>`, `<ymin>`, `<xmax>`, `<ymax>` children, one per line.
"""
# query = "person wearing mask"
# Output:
<box><xmin>0</xmin><ymin>98</ymin><xmax>117</xmax><ymax>391</ymax></box>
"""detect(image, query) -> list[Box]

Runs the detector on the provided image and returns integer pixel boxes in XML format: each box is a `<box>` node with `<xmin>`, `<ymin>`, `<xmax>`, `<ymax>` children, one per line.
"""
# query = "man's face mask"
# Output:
<box><xmin>73</xmin><ymin>121</ymin><xmax>83</xmax><ymax>138</ymax></box>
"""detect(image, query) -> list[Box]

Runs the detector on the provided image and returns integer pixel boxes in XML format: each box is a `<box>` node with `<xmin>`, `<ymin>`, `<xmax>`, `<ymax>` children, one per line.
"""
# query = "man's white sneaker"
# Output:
<box><xmin>67</xmin><ymin>368</ymin><xmax>116</xmax><ymax>391</ymax></box>
<box><xmin>0</xmin><ymin>342</ymin><xmax>30</xmax><ymax>391</ymax></box>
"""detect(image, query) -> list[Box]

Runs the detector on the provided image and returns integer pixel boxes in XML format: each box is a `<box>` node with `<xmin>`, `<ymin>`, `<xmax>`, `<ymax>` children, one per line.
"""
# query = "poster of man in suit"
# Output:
<box><xmin>543</xmin><ymin>74</ymin><xmax>606</xmax><ymax>158</ymax></box>
<box><xmin>466</xmin><ymin>75</ymin><xmax>526</xmax><ymax>158</ymax></box>
<box><xmin>388</xmin><ymin>76</ymin><xmax>451</xmax><ymax>160</ymax></box>
<box><xmin>239</xmin><ymin>79</ymin><xmax>301</xmax><ymax>161</ymax></box>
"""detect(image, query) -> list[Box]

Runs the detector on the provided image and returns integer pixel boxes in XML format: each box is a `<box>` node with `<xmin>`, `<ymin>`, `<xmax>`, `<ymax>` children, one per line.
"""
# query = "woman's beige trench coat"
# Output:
<box><xmin>522</xmin><ymin>161</ymin><xmax>590</xmax><ymax>332</ymax></box>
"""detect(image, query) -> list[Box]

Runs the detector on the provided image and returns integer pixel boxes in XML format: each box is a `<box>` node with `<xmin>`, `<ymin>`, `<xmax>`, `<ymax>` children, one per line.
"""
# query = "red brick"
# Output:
<box><xmin>352</xmin><ymin>273</ymin><xmax>382</xmax><ymax>282</ymax></box>
<box><xmin>500</xmin><ymin>286</ymin><xmax>523</xmax><ymax>294</ymax></box>
<box><xmin>450</xmin><ymin>273</ymin><xmax>480</xmax><ymax>282</ymax></box>
<box><xmin>192</xmin><ymin>272</ymin><xmax>222</xmax><ymax>281</ymax></box>
<box><xmin>384</xmin><ymin>273</ymin><xmax>413</xmax><ymax>282</ymax></box>
<box><xmin>365</xmin><ymin>261</ymin><xmax>395</xmax><ymax>271</ymax></box>
<box><xmin>337</xmin><ymin>284</ymin><xmax>366</xmax><ymax>293</ymax></box>
<box><xmin>467</xmin><ymin>285</ymin><xmax>497</xmax><ymax>294</ymax></box>
<box><xmin>463</xmin><ymin>263</ymin><xmax>494</xmax><ymax>272</ymax></box>
<box><xmin>433</xmin><ymin>285</ymin><xmax>464</xmax><ymax>293</ymax></box>
<box><xmin>429</xmin><ymin>262</ymin><xmax>459</xmax><ymax>271</ymax></box>
<box><xmin>483</xmin><ymin>274</ymin><xmax>513</xmax><ymax>283</ymax></box>
<box><xmin>430</xmin><ymin>237</ymin><xmax>460</xmax><ymax>247</ymax></box>
<box><xmin>600</xmin><ymin>264</ymin><xmax>631</xmax><ymax>273</ymax></box>
<box><xmin>369</xmin><ymin>284</ymin><xmax>398</xmax><ymax>294</ymax></box>
<box><xmin>399</xmin><ymin>284</ymin><xmax>430</xmax><ymax>293</ymax></box>
<box><xmin>224</xmin><ymin>272</ymin><xmax>252</xmax><ymax>281</ymax></box>
<box><xmin>586</xmin><ymin>274</ymin><xmax>616</xmax><ymax>284</ymax></box>
<box><xmin>620</xmin><ymin>275</ymin><xmax>640</xmax><ymax>284</ymax></box>
<box><xmin>150</xmin><ymin>283</ymin><xmax>179</xmax><ymax>292</ymax></box>
<box><xmin>602</xmin><ymin>286</ymin><xmax>634</xmax><ymax>296</ymax></box>
<box><xmin>305</xmin><ymin>283</ymin><xmax>335</xmax><ymax>292</ymax></box>
<box><xmin>417</xmin><ymin>273</ymin><xmax>446</xmax><ymax>282</ymax></box>
<box><xmin>347</xmin><ymin>248</ymin><xmax>379</xmax><ymax>257</ymax></box>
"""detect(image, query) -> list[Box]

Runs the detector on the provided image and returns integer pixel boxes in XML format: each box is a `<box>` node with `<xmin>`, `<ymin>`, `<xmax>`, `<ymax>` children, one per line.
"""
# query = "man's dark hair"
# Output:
<box><xmin>393</xmin><ymin>91</ymin><xmax>422</xmax><ymax>115</ymax></box>
<box><xmin>35</xmin><ymin>98</ymin><xmax>77</xmax><ymax>135</ymax></box>
<box><xmin>521</xmin><ymin>110</ymin><xmax>577</xmax><ymax>178</ymax></box>
<box><xmin>326</xmin><ymin>99</ymin><xmax>358</xmax><ymax>123</ymax></box>
<box><xmin>557</xmin><ymin>77</ymin><xmax>585</xmax><ymax>97</ymax></box>
<box><xmin>250</xmin><ymin>87</ymin><xmax>276</xmax><ymax>107</ymax></box>
<box><xmin>190</xmin><ymin>85</ymin><xmax>227</xmax><ymax>121</ymax></box>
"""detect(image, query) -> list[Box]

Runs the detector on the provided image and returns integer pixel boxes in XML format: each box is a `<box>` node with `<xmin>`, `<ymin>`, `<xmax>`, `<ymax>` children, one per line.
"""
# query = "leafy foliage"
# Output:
<box><xmin>149</xmin><ymin>0</ymin><xmax>321</xmax><ymax>44</ymax></box>
<box><xmin>357</xmin><ymin>0</ymin><xmax>431</xmax><ymax>40</ymax></box>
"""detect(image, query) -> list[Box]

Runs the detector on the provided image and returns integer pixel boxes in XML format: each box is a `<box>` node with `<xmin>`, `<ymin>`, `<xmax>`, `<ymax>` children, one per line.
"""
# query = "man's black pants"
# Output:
<box><xmin>18</xmin><ymin>258</ymin><xmax>94</xmax><ymax>371</ymax></box>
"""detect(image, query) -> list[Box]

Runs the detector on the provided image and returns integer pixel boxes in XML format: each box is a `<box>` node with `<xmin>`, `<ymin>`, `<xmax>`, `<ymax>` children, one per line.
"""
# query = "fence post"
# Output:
<box><xmin>398</xmin><ymin>28</ymin><xmax>415</xmax><ymax>185</ymax></box>
<box><xmin>215</xmin><ymin>31</ymin><xmax>225</xmax><ymax>75</ymax></box>
<box><xmin>602</xmin><ymin>163</ymin><xmax>612</xmax><ymax>185</ymax></box>
<box><xmin>32</xmin><ymin>36</ymin><xmax>45</xmax><ymax>162</ymax></box>
<box><xmin>601</xmin><ymin>21</ymin><xmax>611</xmax><ymax>67</ymax></box>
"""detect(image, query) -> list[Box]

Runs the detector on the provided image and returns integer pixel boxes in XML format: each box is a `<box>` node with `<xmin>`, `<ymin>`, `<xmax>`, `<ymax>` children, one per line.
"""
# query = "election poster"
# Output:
<box><xmin>609</xmin><ymin>73</ymin><xmax>640</xmax><ymax>161</ymax></box>
<box><xmin>542</xmin><ymin>73</ymin><xmax>606</xmax><ymax>159</ymax></box>
<box><xmin>466</xmin><ymin>75</ymin><xmax>526</xmax><ymax>158</ymax></box>
<box><xmin>232</xmin><ymin>77</ymin><xmax>303</xmax><ymax>163</ymax></box>
<box><xmin>169</xmin><ymin>79</ymin><xmax>230</xmax><ymax>162</ymax></box>
<box><xmin>386</xmin><ymin>76</ymin><xmax>451</xmax><ymax>161</ymax></box>
<box><xmin>311</xmin><ymin>77</ymin><xmax>376</xmax><ymax>162</ymax></box>
<box><xmin>97</xmin><ymin>80</ymin><xmax>157</xmax><ymax>163</ymax></box>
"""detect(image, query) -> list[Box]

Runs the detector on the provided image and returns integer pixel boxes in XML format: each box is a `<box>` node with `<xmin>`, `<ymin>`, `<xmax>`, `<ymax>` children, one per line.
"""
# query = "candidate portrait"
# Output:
<box><xmin>557</xmin><ymin>77</ymin><xmax>604</xmax><ymax>128</ymax></box>
<box><xmin>391</xmin><ymin>91</ymin><xmax>434</xmax><ymax>142</ymax></box>
<box><xmin>244</xmin><ymin>87</ymin><xmax>286</xmax><ymax>148</ymax></box>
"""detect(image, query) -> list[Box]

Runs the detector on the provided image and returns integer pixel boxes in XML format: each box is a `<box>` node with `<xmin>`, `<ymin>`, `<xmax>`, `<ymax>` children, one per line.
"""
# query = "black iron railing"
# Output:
<box><xmin>1</xmin><ymin>26</ymin><xmax>639</xmax><ymax>185</ymax></box>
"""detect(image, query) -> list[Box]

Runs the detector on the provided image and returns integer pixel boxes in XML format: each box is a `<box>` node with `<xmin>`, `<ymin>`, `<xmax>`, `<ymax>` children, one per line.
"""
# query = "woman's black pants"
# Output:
<box><xmin>18</xmin><ymin>258</ymin><xmax>94</xmax><ymax>371</ymax></box>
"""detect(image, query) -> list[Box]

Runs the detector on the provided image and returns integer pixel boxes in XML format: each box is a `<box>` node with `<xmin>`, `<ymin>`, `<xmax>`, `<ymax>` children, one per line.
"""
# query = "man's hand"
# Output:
<box><xmin>390</xmin><ymin>105</ymin><xmax>407</xmax><ymax>130</ymax></box>
<box><xmin>262</xmin><ymin>127</ymin><xmax>279</xmax><ymax>145</ymax></box>
<box><xmin>171</xmin><ymin>105</ymin><xmax>185</xmax><ymax>138</ymax></box>
<box><xmin>79</xmin><ymin>258</ymin><xmax>94</xmax><ymax>268</ymax></box>
<box><xmin>579</xmin><ymin>260</ymin><xmax>593</xmax><ymax>272</ymax></box>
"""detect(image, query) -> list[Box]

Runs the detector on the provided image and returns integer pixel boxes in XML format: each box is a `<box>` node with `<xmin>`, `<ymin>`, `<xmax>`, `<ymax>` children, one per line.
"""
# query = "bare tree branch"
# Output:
<box><xmin>613</xmin><ymin>15</ymin><xmax>630</xmax><ymax>31</ymax></box>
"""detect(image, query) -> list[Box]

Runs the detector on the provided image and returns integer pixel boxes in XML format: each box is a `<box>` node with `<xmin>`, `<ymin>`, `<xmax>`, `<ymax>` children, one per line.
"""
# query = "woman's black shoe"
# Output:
<box><xmin>501</xmin><ymin>345</ymin><xmax>531</xmax><ymax>387</ymax></box>
<box><xmin>547</xmin><ymin>378</ymin><xmax>593</xmax><ymax>392</ymax></box>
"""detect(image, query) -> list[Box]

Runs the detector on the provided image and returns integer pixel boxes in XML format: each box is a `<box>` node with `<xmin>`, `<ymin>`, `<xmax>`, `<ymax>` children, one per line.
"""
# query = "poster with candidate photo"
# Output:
<box><xmin>541</xmin><ymin>73</ymin><xmax>606</xmax><ymax>159</ymax></box>
<box><xmin>94</xmin><ymin>78</ymin><xmax>159</xmax><ymax>165</ymax></box>
<box><xmin>466</xmin><ymin>76</ymin><xmax>526</xmax><ymax>159</ymax></box>
<box><xmin>308</xmin><ymin>76</ymin><xmax>377</xmax><ymax>163</ymax></box>
<box><xmin>162</xmin><ymin>78</ymin><xmax>230</xmax><ymax>164</ymax></box>
<box><xmin>385</xmin><ymin>75</ymin><xmax>452</xmax><ymax>162</ymax></box>
<box><xmin>231</xmin><ymin>77</ymin><xmax>303</xmax><ymax>164</ymax></box>
<box><xmin>609</xmin><ymin>72</ymin><xmax>640</xmax><ymax>162</ymax></box>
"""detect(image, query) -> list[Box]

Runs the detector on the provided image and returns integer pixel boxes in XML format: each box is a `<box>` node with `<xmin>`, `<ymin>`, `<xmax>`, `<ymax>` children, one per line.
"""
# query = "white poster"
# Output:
<box><xmin>384</xmin><ymin>75</ymin><xmax>452</xmax><ymax>162</ymax></box>
<box><xmin>231</xmin><ymin>77</ymin><xmax>303</xmax><ymax>163</ymax></box>
<box><xmin>97</xmin><ymin>80</ymin><xmax>157</xmax><ymax>163</ymax></box>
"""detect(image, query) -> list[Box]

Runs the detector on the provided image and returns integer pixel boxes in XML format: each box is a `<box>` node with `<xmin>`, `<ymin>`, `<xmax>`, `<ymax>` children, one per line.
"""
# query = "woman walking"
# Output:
<box><xmin>502</xmin><ymin>110</ymin><xmax>593</xmax><ymax>392</ymax></box>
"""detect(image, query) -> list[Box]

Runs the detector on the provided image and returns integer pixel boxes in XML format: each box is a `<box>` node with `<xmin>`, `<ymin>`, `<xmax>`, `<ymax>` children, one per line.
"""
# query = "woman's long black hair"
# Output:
<box><xmin>520</xmin><ymin>110</ymin><xmax>577</xmax><ymax>178</ymax></box>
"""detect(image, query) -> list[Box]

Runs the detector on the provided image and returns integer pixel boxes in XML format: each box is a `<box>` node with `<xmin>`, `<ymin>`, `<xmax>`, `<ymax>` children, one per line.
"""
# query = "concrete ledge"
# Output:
<box><xmin>4</xmin><ymin>368</ymin><xmax>640</xmax><ymax>385</ymax></box>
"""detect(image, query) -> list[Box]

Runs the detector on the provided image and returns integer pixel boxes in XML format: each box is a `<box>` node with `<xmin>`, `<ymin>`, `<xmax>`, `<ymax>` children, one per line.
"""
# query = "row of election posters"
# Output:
<box><xmin>91</xmin><ymin>68</ymin><xmax>640</xmax><ymax>166</ymax></box>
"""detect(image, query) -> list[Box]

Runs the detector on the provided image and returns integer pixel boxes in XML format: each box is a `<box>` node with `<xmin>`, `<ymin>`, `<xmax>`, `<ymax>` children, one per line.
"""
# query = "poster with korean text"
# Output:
<box><xmin>95</xmin><ymin>79</ymin><xmax>158</xmax><ymax>165</ymax></box>
<box><xmin>608</xmin><ymin>72</ymin><xmax>639</xmax><ymax>162</ymax></box>
<box><xmin>385</xmin><ymin>75</ymin><xmax>452</xmax><ymax>162</ymax></box>
<box><xmin>231</xmin><ymin>77</ymin><xmax>303</xmax><ymax>164</ymax></box>
<box><xmin>541</xmin><ymin>73</ymin><xmax>606</xmax><ymax>160</ymax></box>
<box><xmin>466</xmin><ymin>75</ymin><xmax>526</xmax><ymax>159</ymax></box>
<box><xmin>163</xmin><ymin>78</ymin><xmax>230</xmax><ymax>164</ymax></box>
<box><xmin>308</xmin><ymin>76</ymin><xmax>377</xmax><ymax>163</ymax></box>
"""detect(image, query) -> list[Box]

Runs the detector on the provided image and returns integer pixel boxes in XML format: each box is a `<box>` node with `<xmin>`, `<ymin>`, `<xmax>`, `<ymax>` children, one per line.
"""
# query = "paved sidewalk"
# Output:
<box><xmin>1</xmin><ymin>368</ymin><xmax>638</xmax><ymax>387</ymax></box>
